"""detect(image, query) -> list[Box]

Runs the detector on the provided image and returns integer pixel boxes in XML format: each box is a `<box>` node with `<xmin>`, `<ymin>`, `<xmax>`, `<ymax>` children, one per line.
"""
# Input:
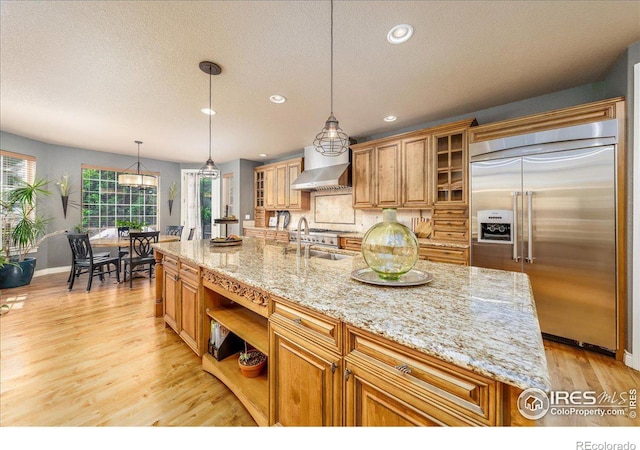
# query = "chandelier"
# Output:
<box><xmin>117</xmin><ymin>140</ymin><xmax>157</xmax><ymax>189</ymax></box>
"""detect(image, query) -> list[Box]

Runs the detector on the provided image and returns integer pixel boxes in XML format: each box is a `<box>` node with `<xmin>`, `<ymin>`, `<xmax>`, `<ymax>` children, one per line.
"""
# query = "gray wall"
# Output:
<box><xmin>0</xmin><ymin>131</ymin><xmax>181</xmax><ymax>270</ymax></box>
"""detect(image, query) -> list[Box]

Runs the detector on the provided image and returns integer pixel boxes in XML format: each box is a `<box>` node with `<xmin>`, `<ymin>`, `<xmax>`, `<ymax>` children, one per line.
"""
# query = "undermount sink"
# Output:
<box><xmin>308</xmin><ymin>250</ymin><xmax>352</xmax><ymax>261</ymax></box>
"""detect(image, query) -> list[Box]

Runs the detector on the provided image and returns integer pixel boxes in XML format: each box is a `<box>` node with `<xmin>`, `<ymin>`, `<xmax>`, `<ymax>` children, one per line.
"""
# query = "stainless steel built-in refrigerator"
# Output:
<box><xmin>469</xmin><ymin>119</ymin><xmax>618</xmax><ymax>352</ymax></box>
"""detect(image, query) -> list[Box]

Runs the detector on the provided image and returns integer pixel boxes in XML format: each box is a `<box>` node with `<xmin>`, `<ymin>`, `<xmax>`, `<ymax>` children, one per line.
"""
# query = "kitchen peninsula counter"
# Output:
<box><xmin>153</xmin><ymin>237</ymin><xmax>549</xmax><ymax>393</ymax></box>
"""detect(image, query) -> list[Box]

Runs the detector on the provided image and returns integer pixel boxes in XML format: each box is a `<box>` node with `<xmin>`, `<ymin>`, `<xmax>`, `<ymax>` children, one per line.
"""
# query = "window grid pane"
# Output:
<box><xmin>81</xmin><ymin>168</ymin><xmax>158</xmax><ymax>231</ymax></box>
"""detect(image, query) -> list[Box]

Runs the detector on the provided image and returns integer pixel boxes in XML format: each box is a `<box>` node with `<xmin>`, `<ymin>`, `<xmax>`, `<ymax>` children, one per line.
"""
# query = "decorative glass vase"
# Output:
<box><xmin>361</xmin><ymin>208</ymin><xmax>419</xmax><ymax>280</ymax></box>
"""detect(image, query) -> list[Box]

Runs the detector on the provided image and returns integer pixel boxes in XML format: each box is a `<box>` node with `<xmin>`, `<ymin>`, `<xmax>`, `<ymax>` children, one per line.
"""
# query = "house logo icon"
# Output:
<box><xmin>517</xmin><ymin>388</ymin><xmax>550</xmax><ymax>420</ymax></box>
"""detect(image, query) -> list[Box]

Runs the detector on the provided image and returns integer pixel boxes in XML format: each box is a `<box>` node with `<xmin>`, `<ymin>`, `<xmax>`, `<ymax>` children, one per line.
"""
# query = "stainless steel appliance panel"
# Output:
<box><xmin>470</xmin><ymin>157</ymin><xmax>523</xmax><ymax>273</ymax></box>
<box><xmin>522</xmin><ymin>146</ymin><xmax>616</xmax><ymax>349</ymax></box>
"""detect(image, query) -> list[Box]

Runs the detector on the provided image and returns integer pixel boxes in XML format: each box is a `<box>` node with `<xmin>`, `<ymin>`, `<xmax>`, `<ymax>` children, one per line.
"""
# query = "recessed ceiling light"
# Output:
<box><xmin>269</xmin><ymin>95</ymin><xmax>286</xmax><ymax>104</ymax></box>
<box><xmin>387</xmin><ymin>24</ymin><xmax>413</xmax><ymax>44</ymax></box>
<box><xmin>201</xmin><ymin>108</ymin><xmax>216</xmax><ymax>116</ymax></box>
<box><xmin>383</xmin><ymin>115</ymin><xmax>397</xmax><ymax>122</ymax></box>
<box><xmin>259</xmin><ymin>153</ymin><xmax>268</xmax><ymax>158</ymax></box>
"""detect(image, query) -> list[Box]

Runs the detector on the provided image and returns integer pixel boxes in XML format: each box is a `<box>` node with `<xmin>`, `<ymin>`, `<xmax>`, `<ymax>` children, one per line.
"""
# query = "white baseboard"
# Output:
<box><xmin>34</xmin><ymin>266</ymin><xmax>70</xmax><ymax>277</ymax></box>
<box><xmin>624</xmin><ymin>350</ymin><xmax>636</xmax><ymax>370</ymax></box>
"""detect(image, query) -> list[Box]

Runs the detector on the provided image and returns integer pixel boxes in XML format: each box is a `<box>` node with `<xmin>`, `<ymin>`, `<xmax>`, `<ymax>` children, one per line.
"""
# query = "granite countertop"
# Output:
<box><xmin>153</xmin><ymin>237</ymin><xmax>550</xmax><ymax>392</ymax></box>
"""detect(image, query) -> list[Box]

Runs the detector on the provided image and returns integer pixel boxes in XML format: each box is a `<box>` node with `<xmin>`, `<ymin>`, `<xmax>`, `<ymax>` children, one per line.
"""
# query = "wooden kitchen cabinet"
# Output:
<box><xmin>434</xmin><ymin>129</ymin><xmax>468</xmax><ymax>204</ymax></box>
<box><xmin>352</xmin><ymin>146</ymin><xmax>375</xmax><ymax>208</ymax></box>
<box><xmin>287</xmin><ymin>160</ymin><xmax>306</xmax><ymax>210</ymax></box>
<box><xmin>162</xmin><ymin>255</ymin><xmax>179</xmax><ymax>332</ymax></box>
<box><xmin>418</xmin><ymin>245</ymin><xmax>469</xmax><ymax>266</ymax></box>
<box><xmin>351</xmin><ymin>141</ymin><xmax>401</xmax><ymax>208</ymax></box>
<box><xmin>264</xmin><ymin>166</ymin><xmax>276</xmax><ymax>210</ymax></box>
<box><xmin>162</xmin><ymin>256</ymin><xmax>204</xmax><ymax>355</ymax></box>
<box><xmin>376</xmin><ymin>142</ymin><xmax>401</xmax><ymax>207</ymax></box>
<box><xmin>269</xmin><ymin>298</ymin><xmax>343</xmax><ymax>426</ymax></box>
<box><xmin>430</xmin><ymin>204</ymin><xmax>470</xmax><ymax>245</ymax></box>
<box><xmin>269</xmin><ymin>320</ymin><xmax>342</xmax><ymax>426</ymax></box>
<box><xmin>255</xmin><ymin>157</ymin><xmax>309</xmax><ymax>212</ymax></box>
<box><xmin>344</xmin><ymin>326</ymin><xmax>504</xmax><ymax>426</ymax></box>
<box><xmin>275</xmin><ymin>164</ymin><xmax>288</xmax><ymax>209</ymax></box>
<box><xmin>178</xmin><ymin>261</ymin><xmax>201</xmax><ymax>355</ymax></box>
<box><xmin>351</xmin><ymin>119</ymin><xmax>475</xmax><ymax>209</ymax></box>
<box><xmin>339</xmin><ymin>236</ymin><xmax>363</xmax><ymax>252</ymax></box>
<box><xmin>402</xmin><ymin>134</ymin><xmax>433</xmax><ymax>208</ymax></box>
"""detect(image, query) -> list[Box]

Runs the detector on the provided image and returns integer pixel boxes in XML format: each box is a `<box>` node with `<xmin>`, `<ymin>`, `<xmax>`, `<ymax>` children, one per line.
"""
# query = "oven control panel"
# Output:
<box><xmin>477</xmin><ymin>210</ymin><xmax>513</xmax><ymax>244</ymax></box>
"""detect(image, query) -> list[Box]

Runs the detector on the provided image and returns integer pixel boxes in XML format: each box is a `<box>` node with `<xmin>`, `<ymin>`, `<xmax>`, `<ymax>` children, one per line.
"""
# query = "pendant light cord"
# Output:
<box><xmin>136</xmin><ymin>141</ymin><xmax>141</xmax><ymax>175</ymax></box>
<box><xmin>330</xmin><ymin>0</ymin><xmax>334</xmax><ymax>115</ymax></box>
<box><xmin>208</xmin><ymin>71</ymin><xmax>212</xmax><ymax>160</ymax></box>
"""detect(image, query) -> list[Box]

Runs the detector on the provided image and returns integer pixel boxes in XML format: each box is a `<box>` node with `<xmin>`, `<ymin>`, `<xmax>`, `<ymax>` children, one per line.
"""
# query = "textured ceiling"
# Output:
<box><xmin>1</xmin><ymin>1</ymin><xmax>639</xmax><ymax>164</ymax></box>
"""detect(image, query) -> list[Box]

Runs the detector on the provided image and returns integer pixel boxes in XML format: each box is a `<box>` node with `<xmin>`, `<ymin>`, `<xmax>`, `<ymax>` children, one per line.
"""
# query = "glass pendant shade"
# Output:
<box><xmin>313</xmin><ymin>0</ymin><xmax>349</xmax><ymax>157</ymax></box>
<box><xmin>361</xmin><ymin>208</ymin><xmax>419</xmax><ymax>280</ymax></box>
<box><xmin>118</xmin><ymin>140</ymin><xmax>157</xmax><ymax>189</ymax></box>
<box><xmin>198</xmin><ymin>157</ymin><xmax>220</xmax><ymax>179</ymax></box>
<box><xmin>314</xmin><ymin>114</ymin><xmax>350</xmax><ymax>156</ymax></box>
<box><xmin>199</xmin><ymin>61</ymin><xmax>222</xmax><ymax>180</ymax></box>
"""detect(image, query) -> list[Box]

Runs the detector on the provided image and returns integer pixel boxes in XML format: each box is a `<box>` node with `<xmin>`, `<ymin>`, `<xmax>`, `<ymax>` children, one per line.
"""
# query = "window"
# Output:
<box><xmin>81</xmin><ymin>165</ymin><xmax>158</xmax><ymax>231</ymax></box>
<box><xmin>1</xmin><ymin>150</ymin><xmax>36</xmax><ymax>252</ymax></box>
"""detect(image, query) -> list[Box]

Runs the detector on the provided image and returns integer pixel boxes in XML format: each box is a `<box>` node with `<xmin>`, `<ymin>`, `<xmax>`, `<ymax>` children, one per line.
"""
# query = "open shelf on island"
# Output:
<box><xmin>202</xmin><ymin>352</ymin><xmax>268</xmax><ymax>426</ymax></box>
<box><xmin>206</xmin><ymin>306</ymin><xmax>269</xmax><ymax>355</ymax></box>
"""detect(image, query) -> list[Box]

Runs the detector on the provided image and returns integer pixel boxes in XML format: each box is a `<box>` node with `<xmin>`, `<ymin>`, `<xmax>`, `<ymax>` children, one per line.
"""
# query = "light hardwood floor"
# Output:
<box><xmin>1</xmin><ymin>272</ymin><xmax>638</xmax><ymax>427</ymax></box>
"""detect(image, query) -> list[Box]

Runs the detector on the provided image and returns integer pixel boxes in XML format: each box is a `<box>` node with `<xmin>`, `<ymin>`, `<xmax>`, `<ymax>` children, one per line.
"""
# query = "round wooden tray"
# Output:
<box><xmin>210</xmin><ymin>238</ymin><xmax>243</xmax><ymax>247</ymax></box>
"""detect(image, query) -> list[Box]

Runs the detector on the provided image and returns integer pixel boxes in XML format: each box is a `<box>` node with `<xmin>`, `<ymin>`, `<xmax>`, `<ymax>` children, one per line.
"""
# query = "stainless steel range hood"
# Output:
<box><xmin>290</xmin><ymin>146</ymin><xmax>351</xmax><ymax>191</ymax></box>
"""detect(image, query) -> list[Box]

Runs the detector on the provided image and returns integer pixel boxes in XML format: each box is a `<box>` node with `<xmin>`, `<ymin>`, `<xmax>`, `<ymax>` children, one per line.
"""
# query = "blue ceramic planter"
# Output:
<box><xmin>0</xmin><ymin>257</ymin><xmax>37</xmax><ymax>289</ymax></box>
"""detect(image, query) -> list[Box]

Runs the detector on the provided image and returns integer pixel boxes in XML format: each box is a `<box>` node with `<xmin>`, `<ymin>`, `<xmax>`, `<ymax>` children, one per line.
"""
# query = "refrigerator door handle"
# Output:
<box><xmin>526</xmin><ymin>191</ymin><xmax>534</xmax><ymax>263</ymax></box>
<box><xmin>512</xmin><ymin>191</ymin><xmax>520</xmax><ymax>262</ymax></box>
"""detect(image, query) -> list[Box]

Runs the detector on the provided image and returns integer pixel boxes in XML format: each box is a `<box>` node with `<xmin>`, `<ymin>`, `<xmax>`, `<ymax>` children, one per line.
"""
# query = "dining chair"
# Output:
<box><xmin>117</xmin><ymin>226</ymin><xmax>130</xmax><ymax>256</ymax></box>
<box><xmin>66</xmin><ymin>233</ymin><xmax>121</xmax><ymax>292</ymax></box>
<box><xmin>165</xmin><ymin>225</ymin><xmax>184</xmax><ymax>239</ymax></box>
<box><xmin>187</xmin><ymin>227</ymin><xmax>196</xmax><ymax>240</ymax></box>
<box><xmin>122</xmin><ymin>231</ymin><xmax>159</xmax><ymax>289</ymax></box>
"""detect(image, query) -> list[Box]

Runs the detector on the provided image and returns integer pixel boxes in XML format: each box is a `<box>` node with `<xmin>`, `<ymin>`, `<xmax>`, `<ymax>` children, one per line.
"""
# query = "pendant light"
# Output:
<box><xmin>117</xmin><ymin>140</ymin><xmax>157</xmax><ymax>189</ymax></box>
<box><xmin>313</xmin><ymin>0</ymin><xmax>349</xmax><ymax>157</ymax></box>
<box><xmin>198</xmin><ymin>61</ymin><xmax>222</xmax><ymax>179</ymax></box>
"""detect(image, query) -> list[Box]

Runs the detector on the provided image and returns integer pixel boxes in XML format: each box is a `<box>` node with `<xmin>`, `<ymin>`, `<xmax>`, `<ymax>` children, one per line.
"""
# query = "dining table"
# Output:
<box><xmin>89</xmin><ymin>234</ymin><xmax>181</xmax><ymax>248</ymax></box>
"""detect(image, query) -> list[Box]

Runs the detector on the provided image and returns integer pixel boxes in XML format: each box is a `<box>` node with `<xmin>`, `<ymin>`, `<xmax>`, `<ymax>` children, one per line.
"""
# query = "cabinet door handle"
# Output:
<box><xmin>292</xmin><ymin>317</ymin><xmax>302</xmax><ymax>325</ymax></box>
<box><xmin>394</xmin><ymin>364</ymin><xmax>411</xmax><ymax>374</ymax></box>
<box><xmin>331</xmin><ymin>362</ymin><xmax>338</xmax><ymax>373</ymax></box>
<box><xmin>173</xmin><ymin>274</ymin><xmax>179</xmax><ymax>281</ymax></box>
<box><xmin>344</xmin><ymin>368</ymin><xmax>352</xmax><ymax>381</ymax></box>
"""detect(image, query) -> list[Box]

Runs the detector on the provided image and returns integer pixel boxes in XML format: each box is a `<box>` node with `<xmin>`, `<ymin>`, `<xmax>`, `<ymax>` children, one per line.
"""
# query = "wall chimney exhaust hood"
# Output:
<box><xmin>290</xmin><ymin>145</ymin><xmax>352</xmax><ymax>191</ymax></box>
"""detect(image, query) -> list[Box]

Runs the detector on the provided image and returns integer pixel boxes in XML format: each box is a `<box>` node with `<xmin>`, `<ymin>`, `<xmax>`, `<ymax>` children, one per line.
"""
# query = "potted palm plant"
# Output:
<box><xmin>0</xmin><ymin>178</ymin><xmax>65</xmax><ymax>289</ymax></box>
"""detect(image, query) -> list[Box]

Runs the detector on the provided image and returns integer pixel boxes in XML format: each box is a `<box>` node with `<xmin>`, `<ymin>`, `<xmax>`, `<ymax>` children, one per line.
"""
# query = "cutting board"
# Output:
<box><xmin>412</xmin><ymin>218</ymin><xmax>432</xmax><ymax>238</ymax></box>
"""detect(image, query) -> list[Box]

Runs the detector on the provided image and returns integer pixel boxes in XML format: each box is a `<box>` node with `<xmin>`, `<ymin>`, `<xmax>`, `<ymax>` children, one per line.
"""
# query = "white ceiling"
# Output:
<box><xmin>1</xmin><ymin>1</ymin><xmax>639</xmax><ymax>164</ymax></box>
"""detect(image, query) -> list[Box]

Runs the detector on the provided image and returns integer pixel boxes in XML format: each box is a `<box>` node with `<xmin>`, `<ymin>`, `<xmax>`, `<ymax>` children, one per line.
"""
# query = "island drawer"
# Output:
<box><xmin>270</xmin><ymin>298</ymin><xmax>342</xmax><ymax>354</ymax></box>
<box><xmin>345</xmin><ymin>326</ymin><xmax>499</xmax><ymax>426</ymax></box>
<box><xmin>163</xmin><ymin>254</ymin><xmax>179</xmax><ymax>271</ymax></box>
<box><xmin>179</xmin><ymin>260</ymin><xmax>201</xmax><ymax>284</ymax></box>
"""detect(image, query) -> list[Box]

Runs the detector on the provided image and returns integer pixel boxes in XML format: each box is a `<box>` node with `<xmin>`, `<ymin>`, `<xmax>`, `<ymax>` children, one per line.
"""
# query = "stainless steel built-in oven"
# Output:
<box><xmin>477</xmin><ymin>210</ymin><xmax>513</xmax><ymax>244</ymax></box>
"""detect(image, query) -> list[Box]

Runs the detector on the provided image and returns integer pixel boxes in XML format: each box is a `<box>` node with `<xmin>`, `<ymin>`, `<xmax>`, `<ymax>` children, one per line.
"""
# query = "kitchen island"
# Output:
<box><xmin>153</xmin><ymin>237</ymin><xmax>550</xmax><ymax>426</ymax></box>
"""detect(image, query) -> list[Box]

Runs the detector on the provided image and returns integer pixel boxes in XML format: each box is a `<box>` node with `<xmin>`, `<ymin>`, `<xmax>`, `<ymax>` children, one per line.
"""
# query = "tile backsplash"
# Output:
<box><xmin>286</xmin><ymin>190</ymin><xmax>431</xmax><ymax>233</ymax></box>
